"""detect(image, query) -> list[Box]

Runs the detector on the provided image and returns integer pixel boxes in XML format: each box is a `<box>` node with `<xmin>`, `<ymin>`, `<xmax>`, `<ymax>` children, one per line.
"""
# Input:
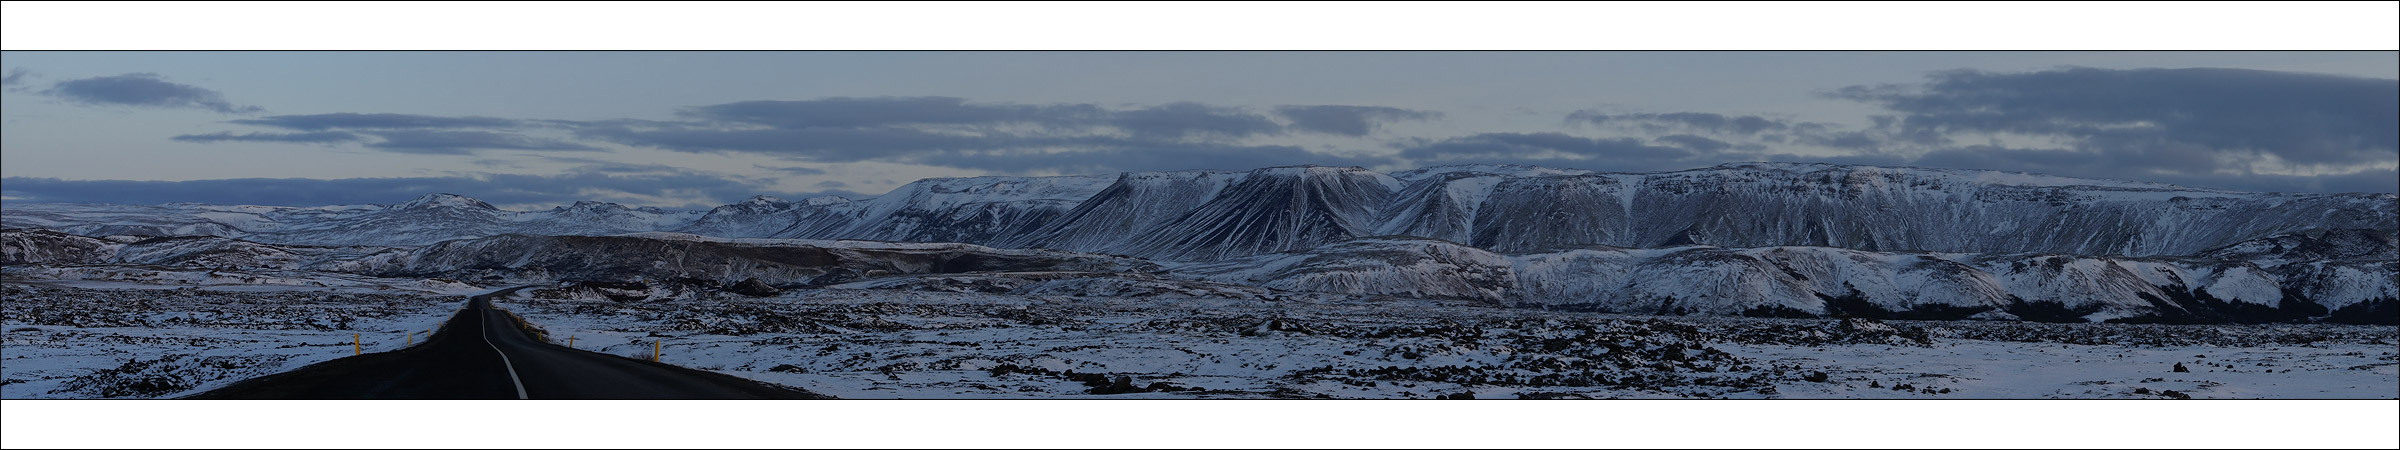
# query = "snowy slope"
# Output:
<box><xmin>1178</xmin><ymin>236</ymin><xmax>1515</xmax><ymax>304</ymax></box>
<box><xmin>1405</xmin><ymin>163</ymin><xmax>2398</xmax><ymax>256</ymax></box>
<box><xmin>1175</xmin><ymin>237</ymin><xmax>2394</xmax><ymax>323</ymax></box>
<box><xmin>5</xmin><ymin>163</ymin><xmax>2392</xmax><ymax>324</ymax></box>
<box><xmin>9</xmin><ymin>163</ymin><xmax>2391</xmax><ymax>260</ymax></box>
<box><xmin>768</xmin><ymin>175</ymin><xmax>1115</xmax><ymax>244</ymax></box>
<box><xmin>678</xmin><ymin>196</ymin><xmax>836</xmax><ymax>238</ymax></box>
<box><xmin>514</xmin><ymin>201</ymin><xmax>705</xmax><ymax>236</ymax></box>
<box><xmin>1002</xmin><ymin>169</ymin><xmax>1247</xmax><ymax>252</ymax></box>
<box><xmin>335</xmin><ymin>233</ymin><xmax>1161</xmax><ymax>288</ymax></box>
<box><xmin>2</xmin><ymin>228</ymin><xmax>121</xmax><ymax>264</ymax></box>
<box><xmin>1118</xmin><ymin>166</ymin><xmax>1401</xmax><ymax>261</ymax></box>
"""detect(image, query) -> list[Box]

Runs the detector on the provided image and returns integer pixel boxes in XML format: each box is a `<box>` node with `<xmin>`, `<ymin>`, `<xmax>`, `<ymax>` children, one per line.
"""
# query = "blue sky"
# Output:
<box><xmin>4</xmin><ymin>50</ymin><xmax>2394</xmax><ymax>208</ymax></box>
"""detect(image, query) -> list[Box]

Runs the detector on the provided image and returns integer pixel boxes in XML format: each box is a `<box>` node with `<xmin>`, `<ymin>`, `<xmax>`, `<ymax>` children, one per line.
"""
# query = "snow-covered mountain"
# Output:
<box><xmin>6</xmin><ymin>162</ymin><xmax>2393</xmax><ymax>323</ymax></box>
<box><xmin>11</xmin><ymin>163</ymin><xmax>2393</xmax><ymax>260</ymax></box>
<box><xmin>1110</xmin><ymin>166</ymin><xmax>1400</xmax><ymax>261</ymax></box>
<box><xmin>328</xmin><ymin>232</ymin><xmax>1160</xmax><ymax>288</ymax></box>
<box><xmin>2</xmin><ymin>193</ymin><xmax>703</xmax><ymax>247</ymax></box>
<box><xmin>1178</xmin><ymin>236</ymin><xmax>1515</xmax><ymax>304</ymax></box>
<box><xmin>1181</xmin><ymin>233</ymin><xmax>2394</xmax><ymax>324</ymax></box>
<box><xmin>679</xmin><ymin>196</ymin><xmax>824</xmax><ymax>238</ymax></box>
<box><xmin>1</xmin><ymin>228</ymin><xmax>391</xmax><ymax>270</ymax></box>
<box><xmin>2</xmin><ymin>228</ymin><xmax>121</xmax><ymax>264</ymax></box>
<box><xmin>1414</xmin><ymin>163</ymin><xmax>2394</xmax><ymax>256</ymax></box>
<box><xmin>763</xmin><ymin>175</ymin><xmax>1115</xmax><ymax>244</ymax></box>
<box><xmin>999</xmin><ymin>169</ymin><xmax>1247</xmax><ymax>252</ymax></box>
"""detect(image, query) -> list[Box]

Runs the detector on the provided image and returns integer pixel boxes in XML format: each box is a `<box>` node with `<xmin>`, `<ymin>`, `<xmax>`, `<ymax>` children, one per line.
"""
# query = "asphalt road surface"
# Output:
<box><xmin>190</xmin><ymin>287</ymin><xmax>829</xmax><ymax>399</ymax></box>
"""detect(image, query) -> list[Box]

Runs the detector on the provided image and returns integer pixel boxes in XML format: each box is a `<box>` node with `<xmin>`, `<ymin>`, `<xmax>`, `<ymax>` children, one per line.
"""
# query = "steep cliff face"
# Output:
<box><xmin>1002</xmin><ymin>169</ymin><xmax>1247</xmax><ymax>252</ymax></box>
<box><xmin>1117</xmin><ymin>166</ymin><xmax>1400</xmax><ymax>261</ymax></box>
<box><xmin>766</xmin><ymin>175</ymin><xmax>1115</xmax><ymax>244</ymax></box>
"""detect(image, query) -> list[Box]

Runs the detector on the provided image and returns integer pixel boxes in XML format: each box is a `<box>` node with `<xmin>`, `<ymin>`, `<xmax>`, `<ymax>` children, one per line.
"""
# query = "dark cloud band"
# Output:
<box><xmin>0</xmin><ymin>172</ymin><xmax>842</xmax><ymax>209</ymax></box>
<box><xmin>1829</xmin><ymin>67</ymin><xmax>2399</xmax><ymax>169</ymax></box>
<box><xmin>41</xmin><ymin>73</ymin><xmax>261</xmax><ymax>114</ymax></box>
<box><xmin>230</xmin><ymin>113</ymin><xmax>522</xmax><ymax>130</ymax></box>
<box><xmin>171</xmin><ymin>131</ymin><xmax>364</xmax><ymax>144</ymax></box>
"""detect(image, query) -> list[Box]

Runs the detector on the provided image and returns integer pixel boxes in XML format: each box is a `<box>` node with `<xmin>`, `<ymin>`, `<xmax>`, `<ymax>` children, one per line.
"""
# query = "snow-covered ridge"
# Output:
<box><xmin>6</xmin><ymin>163</ymin><xmax>2394</xmax><ymax>259</ymax></box>
<box><xmin>391</xmin><ymin>192</ymin><xmax>497</xmax><ymax>211</ymax></box>
<box><xmin>339</xmin><ymin>233</ymin><xmax>1162</xmax><ymax>288</ymax></box>
<box><xmin>1177</xmin><ymin>235</ymin><xmax>2395</xmax><ymax>324</ymax></box>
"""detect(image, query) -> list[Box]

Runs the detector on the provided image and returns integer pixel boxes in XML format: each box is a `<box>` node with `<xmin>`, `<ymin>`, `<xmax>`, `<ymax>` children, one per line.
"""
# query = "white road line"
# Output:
<box><xmin>478</xmin><ymin>299</ymin><xmax>531</xmax><ymax>400</ymax></box>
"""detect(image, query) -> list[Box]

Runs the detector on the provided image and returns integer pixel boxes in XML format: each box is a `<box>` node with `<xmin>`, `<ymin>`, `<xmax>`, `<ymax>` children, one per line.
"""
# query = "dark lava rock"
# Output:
<box><xmin>730</xmin><ymin>277</ymin><xmax>783</xmax><ymax>297</ymax></box>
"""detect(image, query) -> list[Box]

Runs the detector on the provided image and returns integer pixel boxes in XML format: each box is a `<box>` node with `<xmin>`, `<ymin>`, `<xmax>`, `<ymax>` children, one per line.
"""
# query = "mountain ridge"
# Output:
<box><xmin>6</xmin><ymin>163</ymin><xmax>2393</xmax><ymax>261</ymax></box>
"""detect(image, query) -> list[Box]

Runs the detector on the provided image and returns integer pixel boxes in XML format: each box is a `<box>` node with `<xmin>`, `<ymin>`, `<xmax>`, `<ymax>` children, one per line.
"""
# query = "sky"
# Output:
<box><xmin>3</xmin><ymin>50</ymin><xmax>2395</xmax><ymax>209</ymax></box>
<box><xmin>3</xmin><ymin>2</ymin><xmax>2397</xmax><ymax>210</ymax></box>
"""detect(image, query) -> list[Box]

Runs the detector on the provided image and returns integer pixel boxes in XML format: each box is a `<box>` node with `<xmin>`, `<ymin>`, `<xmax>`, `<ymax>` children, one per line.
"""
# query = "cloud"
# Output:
<box><xmin>1895</xmin><ymin>145</ymin><xmax>2398</xmax><ymax>193</ymax></box>
<box><xmin>578</xmin><ymin>97</ymin><xmax>1392</xmax><ymax>174</ymax></box>
<box><xmin>1505</xmin><ymin>68</ymin><xmax>2397</xmax><ymax>193</ymax></box>
<box><xmin>180</xmin><ymin>112</ymin><xmax>586</xmax><ymax>155</ymax></box>
<box><xmin>362</xmin><ymin>130</ymin><xmax>599</xmax><ymax>154</ymax></box>
<box><xmin>576</xmin><ymin>126</ymin><xmax>1015</xmax><ymax>157</ymax></box>
<box><xmin>40</xmin><ymin>73</ymin><xmax>261</xmax><ymax>114</ymax></box>
<box><xmin>1905</xmin><ymin>145</ymin><xmax>2111</xmax><ymax>175</ymax></box>
<box><xmin>931</xmin><ymin>143</ymin><xmax>1400</xmax><ymax>174</ymax></box>
<box><xmin>515</xmin><ymin>156</ymin><xmax>695</xmax><ymax>175</ymax></box>
<box><xmin>755</xmin><ymin>165</ymin><xmax>827</xmax><ymax>176</ymax></box>
<box><xmin>166</xmin><ymin>97</ymin><xmax>1427</xmax><ymax>173</ymax></box>
<box><xmin>1654</xmin><ymin>134</ymin><xmax>1732</xmax><ymax>152</ymax></box>
<box><xmin>170</xmin><ymin>131</ymin><xmax>364</xmax><ymax>144</ymax></box>
<box><xmin>1566</xmin><ymin>109</ymin><xmax>1888</xmax><ymax>153</ymax></box>
<box><xmin>1828</xmin><ymin>67</ymin><xmax>2399</xmax><ymax>173</ymax></box>
<box><xmin>229</xmin><ymin>113</ymin><xmax>521</xmax><ymax>130</ymax></box>
<box><xmin>1107</xmin><ymin>102</ymin><xmax>1282</xmax><ymax>140</ymax></box>
<box><xmin>1</xmin><ymin>171</ymin><xmax>818</xmax><ymax>209</ymax></box>
<box><xmin>1397</xmin><ymin>132</ymin><xmax>1723</xmax><ymax>172</ymax></box>
<box><xmin>1794</xmin><ymin>130</ymin><xmax>1884</xmax><ymax>151</ymax></box>
<box><xmin>679</xmin><ymin>97</ymin><xmax>1284</xmax><ymax>139</ymax></box>
<box><xmin>1</xmin><ymin>68</ymin><xmax>29</xmax><ymax>86</ymax></box>
<box><xmin>2143</xmin><ymin>168</ymin><xmax>2399</xmax><ymax>194</ymax></box>
<box><xmin>1570</xmin><ymin>111</ymin><xmax>1792</xmax><ymax>135</ymax></box>
<box><xmin>680</xmin><ymin>97</ymin><xmax>1103</xmax><ymax>129</ymax></box>
<box><xmin>1275</xmin><ymin>105</ymin><xmax>1439</xmax><ymax>136</ymax></box>
<box><xmin>1392</xmin><ymin>131</ymin><xmax>1804</xmax><ymax>173</ymax></box>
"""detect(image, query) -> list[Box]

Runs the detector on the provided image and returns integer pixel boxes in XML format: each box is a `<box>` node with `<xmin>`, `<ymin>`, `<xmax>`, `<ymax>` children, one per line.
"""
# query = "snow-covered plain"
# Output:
<box><xmin>0</xmin><ymin>283</ymin><xmax>465</xmax><ymax>399</ymax></box>
<box><xmin>4</xmin><ymin>278</ymin><xmax>2390</xmax><ymax>399</ymax></box>
<box><xmin>493</xmin><ymin>286</ymin><xmax>2397</xmax><ymax>399</ymax></box>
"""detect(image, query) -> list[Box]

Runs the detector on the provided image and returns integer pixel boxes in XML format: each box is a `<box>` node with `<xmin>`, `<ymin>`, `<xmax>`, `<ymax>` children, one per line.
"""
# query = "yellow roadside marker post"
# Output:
<box><xmin>653</xmin><ymin>340</ymin><xmax>661</xmax><ymax>362</ymax></box>
<box><xmin>407</xmin><ymin>331</ymin><xmax>414</xmax><ymax>346</ymax></box>
<box><xmin>353</xmin><ymin>333</ymin><xmax>361</xmax><ymax>355</ymax></box>
<box><xmin>568</xmin><ymin>335</ymin><xmax>575</xmax><ymax>349</ymax></box>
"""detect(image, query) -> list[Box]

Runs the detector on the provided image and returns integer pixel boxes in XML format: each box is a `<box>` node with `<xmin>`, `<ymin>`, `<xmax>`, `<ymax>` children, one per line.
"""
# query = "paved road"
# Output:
<box><xmin>190</xmin><ymin>287</ymin><xmax>829</xmax><ymax>399</ymax></box>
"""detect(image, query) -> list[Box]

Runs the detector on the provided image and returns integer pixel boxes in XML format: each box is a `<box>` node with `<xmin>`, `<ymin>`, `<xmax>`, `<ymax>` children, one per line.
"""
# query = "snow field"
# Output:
<box><xmin>494</xmin><ymin>287</ymin><xmax>2400</xmax><ymax>399</ymax></box>
<box><xmin>1</xmin><ymin>284</ymin><xmax>467</xmax><ymax>398</ymax></box>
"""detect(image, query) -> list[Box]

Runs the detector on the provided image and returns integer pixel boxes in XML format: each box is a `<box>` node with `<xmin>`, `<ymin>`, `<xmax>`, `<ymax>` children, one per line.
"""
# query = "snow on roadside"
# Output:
<box><xmin>1</xmin><ymin>283</ymin><xmax>467</xmax><ymax>399</ymax></box>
